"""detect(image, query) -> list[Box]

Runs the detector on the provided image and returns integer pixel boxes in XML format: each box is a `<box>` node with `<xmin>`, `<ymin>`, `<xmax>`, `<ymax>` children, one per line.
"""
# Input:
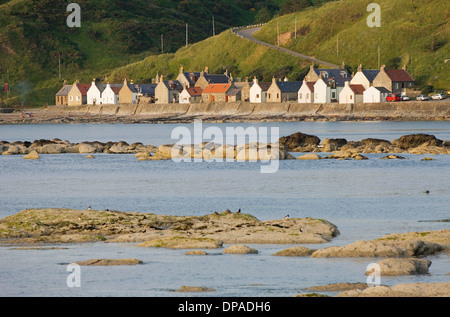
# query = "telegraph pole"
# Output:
<box><xmin>277</xmin><ymin>22</ymin><xmax>280</xmax><ymax>47</ymax></box>
<box><xmin>6</xmin><ymin>68</ymin><xmax>9</xmax><ymax>99</ymax></box>
<box><xmin>295</xmin><ymin>16</ymin><xmax>297</xmax><ymax>40</ymax></box>
<box><xmin>212</xmin><ymin>17</ymin><xmax>215</xmax><ymax>36</ymax></box>
<box><xmin>186</xmin><ymin>23</ymin><xmax>188</xmax><ymax>47</ymax></box>
<box><xmin>58</xmin><ymin>54</ymin><xmax>61</xmax><ymax>80</ymax></box>
<box><xmin>161</xmin><ymin>35</ymin><xmax>164</xmax><ymax>54</ymax></box>
<box><xmin>378</xmin><ymin>45</ymin><xmax>381</xmax><ymax>68</ymax></box>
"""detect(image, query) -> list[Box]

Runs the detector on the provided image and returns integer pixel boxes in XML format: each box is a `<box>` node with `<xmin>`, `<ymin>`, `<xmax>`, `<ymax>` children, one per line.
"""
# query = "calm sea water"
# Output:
<box><xmin>0</xmin><ymin>121</ymin><xmax>449</xmax><ymax>297</ymax></box>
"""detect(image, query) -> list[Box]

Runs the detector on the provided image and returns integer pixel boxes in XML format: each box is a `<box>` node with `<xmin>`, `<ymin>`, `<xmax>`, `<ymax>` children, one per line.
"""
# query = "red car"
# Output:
<box><xmin>386</xmin><ymin>93</ymin><xmax>401</xmax><ymax>102</ymax></box>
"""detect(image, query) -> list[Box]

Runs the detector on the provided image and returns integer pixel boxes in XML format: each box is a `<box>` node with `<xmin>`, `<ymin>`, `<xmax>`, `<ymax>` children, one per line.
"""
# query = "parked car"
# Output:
<box><xmin>401</xmin><ymin>95</ymin><xmax>410</xmax><ymax>101</ymax></box>
<box><xmin>416</xmin><ymin>95</ymin><xmax>429</xmax><ymax>101</ymax></box>
<box><xmin>431</xmin><ymin>93</ymin><xmax>446</xmax><ymax>100</ymax></box>
<box><xmin>386</xmin><ymin>93</ymin><xmax>401</xmax><ymax>102</ymax></box>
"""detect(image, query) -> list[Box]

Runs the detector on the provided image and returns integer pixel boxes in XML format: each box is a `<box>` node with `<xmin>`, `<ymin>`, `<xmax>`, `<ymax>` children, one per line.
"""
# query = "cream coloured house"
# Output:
<box><xmin>339</xmin><ymin>81</ymin><xmax>365</xmax><ymax>104</ymax></box>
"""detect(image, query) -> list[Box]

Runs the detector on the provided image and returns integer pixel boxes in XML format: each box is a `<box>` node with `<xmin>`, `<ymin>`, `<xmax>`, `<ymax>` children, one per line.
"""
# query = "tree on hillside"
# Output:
<box><xmin>280</xmin><ymin>0</ymin><xmax>311</xmax><ymax>15</ymax></box>
<box><xmin>254</xmin><ymin>7</ymin><xmax>273</xmax><ymax>23</ymax></box>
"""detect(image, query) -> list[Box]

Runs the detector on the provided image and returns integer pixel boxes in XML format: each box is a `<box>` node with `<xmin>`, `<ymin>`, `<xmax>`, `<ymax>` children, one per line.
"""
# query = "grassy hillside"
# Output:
<box><xmin>254</xmin><ymin>0</ymin><xmax>450</xmax><ymax>90</ymax></box>
<box><xmin>0</xmin><ymin>0</ymin><xmax>275</xmax><ymax>106</ymax></box>
<box><xmin>108</xmin><ymin>29</ymin><xmax>317</xmax><ymax>84</ymax></box>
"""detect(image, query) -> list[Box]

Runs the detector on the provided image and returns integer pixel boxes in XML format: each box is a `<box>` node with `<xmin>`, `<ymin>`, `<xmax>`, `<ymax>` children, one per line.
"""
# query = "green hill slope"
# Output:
<box><xmin>254</xmin><ymin>0</ymin><xmax>450</xmax><ymax>90</ymax></box>
<box><xmin>0</xmin><ymin>0</ymin><xmax>271</xmax><ymax>106</ymax></box>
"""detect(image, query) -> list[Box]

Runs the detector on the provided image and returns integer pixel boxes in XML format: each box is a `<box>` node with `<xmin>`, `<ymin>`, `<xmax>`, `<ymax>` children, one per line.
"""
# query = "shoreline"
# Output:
<box><xmin>1</xmin><ymin>100</ymin><xmax>449</xmax><ymax>125</ymax></box>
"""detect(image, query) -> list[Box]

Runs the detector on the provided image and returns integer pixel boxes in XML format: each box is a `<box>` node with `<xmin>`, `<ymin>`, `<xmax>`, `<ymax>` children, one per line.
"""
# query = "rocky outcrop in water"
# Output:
<box><xmin>0</xmin><ymin>209</ymin><xmax>340</xmax><ymax>245</ymax></box>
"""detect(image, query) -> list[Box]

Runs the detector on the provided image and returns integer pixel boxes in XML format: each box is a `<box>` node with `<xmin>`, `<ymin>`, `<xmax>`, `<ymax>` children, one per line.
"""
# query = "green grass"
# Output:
<box><xmin>108</xmin><ymin>30</ymin><xmax>314</xmax><ymax>83</ymax></box>
<box><xmin>253</xmin><ymin>0</ymin><xmax>450</xmax><ymax>89</ymax></box>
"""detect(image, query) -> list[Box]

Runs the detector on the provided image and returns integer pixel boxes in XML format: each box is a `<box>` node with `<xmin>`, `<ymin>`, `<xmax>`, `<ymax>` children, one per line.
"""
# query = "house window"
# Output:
<box><xmin>332</xmin><ymin>92</ymin><xmax>336</xmax><ymax>99</ymax></box>
<box><xmin>76</xmin><ymin>96</ymin><xmax>80</xmax><ymax>101</ymax></box>
<box><xmin>299</xmin><ymin>93</ymin><xmax>302</xmax><ymax>99</ymax></box>
<box><xmin>277</xmin><ymin>93</ymin><xmax>279</xmax><ymax>99</ymax></box>
<box><xmin>350</xmin><ymin>95</ymin><xmax>353</xmax><ymax>100</ymax></box>
<box><xmin>256</xmin><ymin>94</ymin><xmax>259</xmax><ymax>99</ymax></box>
<box><xmin>307</xmin><ymin>93</ymin><xmax>309</xmax><ymax>99</ymax></box>
<box><xmin>69</xmin><ymin>96</ymin><xmax>73</xmax><ymax>101</ymax></box>
<box><xmin>268</xmin><ymin>93</ymin><xmax>271</xmax><ymax>99</ymax></box>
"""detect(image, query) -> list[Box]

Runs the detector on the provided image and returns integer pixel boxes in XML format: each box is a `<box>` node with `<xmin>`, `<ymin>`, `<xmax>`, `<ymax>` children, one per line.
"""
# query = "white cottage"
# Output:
<box><xmin>249</xmin><ymin>78</ymin><xmax>271</xmax><ymax>103</ymax></box>
<box><xmin>350</xmin><ymin>65</ymin><xmax>380</xmax><ymax>90</ymax></box>
<box><xmin>87</xmin><ymin>80</ymin><xmax>104</xmax><ymax>105</ymax></box>
<box><xmin>101</xmin><ymin>83</ymin><xmax>122</xmax><ymax>104</ymax></box>
<box><xmin>363</xmin><ymin>86</ymin><xmax>391</xmax><ymax>103</ymax></box>
<box><xmin>313</xmin><ymin>78</ymin><xmax>329</xmax><ymax>104</ymax></box>
<box><xmin>298</xmin><ymin>79</ymin><xmax>315</xmax><ymax>103</ymax></box>
<box><xmin>339</xmin><ymin>81</ymin><xmax>365</xmax><ymax>104</ymax></box>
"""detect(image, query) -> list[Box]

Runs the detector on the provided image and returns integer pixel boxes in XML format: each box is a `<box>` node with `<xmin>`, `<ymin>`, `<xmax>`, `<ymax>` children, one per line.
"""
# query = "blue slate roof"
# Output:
<box><xmin>277</xmin><ymin>81</ymin><xmax>302</xmax><ymax>92</ymax></box>
<box><xmin>315</xmin><ymin>68</ymin><xmax>350</xmax><ymax>87</ymax></box>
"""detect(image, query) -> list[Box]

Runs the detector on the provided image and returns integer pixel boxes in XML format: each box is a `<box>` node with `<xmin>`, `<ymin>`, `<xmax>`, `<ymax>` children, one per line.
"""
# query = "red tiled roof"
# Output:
<box><xmin>385</xmin><ymin>70</ymin><xmax>414</xmax><ymax>82</ymax></box>
<box><xmin>111</xmin><ymin>87</ymin><xmax>122</xmax><ymax>94</ymax></box>
<box><xmin>76</xmin><ymin>84</ymin><xmax>91</xmax><ymax>96</ymax></box>
<box><xmin>350</xmin><ymin>84</ymin><xmax>365</xmax><ymax>94</ymax></box>
<box><xmin>186</xmin><ymin>87</ymin><xmax>203</xmax><ymax>96</ymax></box>
<box><xmin>202</xmin><ymin>83</ymin><xmax>231</xmax><ymax>94</ymax></box>
<box><xmin>306</xmin><ymin>82</ymin><xmax>315</xmax><ymax>92</ymax></box>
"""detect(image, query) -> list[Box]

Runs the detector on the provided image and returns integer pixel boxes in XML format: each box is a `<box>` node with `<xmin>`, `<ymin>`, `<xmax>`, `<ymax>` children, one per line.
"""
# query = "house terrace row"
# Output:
<box><xmin>56</xmin><ymin>64</ymin><xmax>415</xmax><ymax>106</ymax></box>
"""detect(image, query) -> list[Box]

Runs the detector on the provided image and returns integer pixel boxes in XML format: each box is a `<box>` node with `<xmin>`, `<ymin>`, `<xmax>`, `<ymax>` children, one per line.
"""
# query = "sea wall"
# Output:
<box><xmin>55</xmin><ymin>100</ymin><xmax>450</xmax><ymax>121</ymax></box>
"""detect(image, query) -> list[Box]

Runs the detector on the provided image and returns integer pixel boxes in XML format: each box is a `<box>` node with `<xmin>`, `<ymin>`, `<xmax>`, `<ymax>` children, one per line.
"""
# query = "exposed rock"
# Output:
<box><xmin>368</xmin><ymin>258</ymin><xmax>432</xmax><ymax>276</ymax></box>
<box><xmin>279</xmin><ymin>132</ymin><xmax>321</xmax><ymax>151</ymax></box>
<box><xmin>137</xmin><ymin>237</ymin><xmax>223</xmax><ymax>249</ymax></box>
<box><xmin>327</xmin><ymin>149</ymin><xmax>368</xmax><ymax>160</ymax></box>
<box><xmin>77</xmin><ymin>143</ymin><xmax>97</xmax><ymax>154</ymax></box>
<box><xmin>393</xmin><ymin>134</ymin><xmax>443</xmax><ymax>150</ymax></box>
<box><xmin>75</xmin><ymin>258</ymin><xmax>142</xmax><ymax>266</ymax></box>
<box><xmin>272</xmin><ymin>246</ymin><xmax>317</xmax><ymax>256</ymax></box>
<box><xmin>0</xmin><ymin>209</ymin><xmax>339</xmax><ymax>245</ymax></box>
<box><xmin>380</xmin><ymin>155</ymin><xmax>407</xmax><ymax>159</ymax></box>
<box><xmin>2</xmin><ymin>145</ymin><xmax>20</xmax><ymax>155</ymax></box>
<box><xmin>174</xmin><ymin>286</ymin><xmax>215</xmax><ymax>292</ymax></box>
<box><xmin>336</xmin><ymin>282</ymin><xmax>450</xmax><ymax>297</ymax></box>
<box><xmin>421</xmin><ymin>157</ymin><xmax>435</xmax><ymax>161</ymax></box>
<box><xmin>23</xmin><ymin>150</ymin><xmax>40</xmax><ymax>160</ymax></box>
<box><xmin>320</xmin><ymin>138</ymin><xmax>347</xmax><ymax>152</ymax></box>
<box><xmin>223</xmin><ymin>244</ymin><xmax>258</xmax><ymax>254</ymax></box>
<box><xmin>297</xmin><ymin>153</ymin><xmax>322</xmax><ymax>160</ymax></box>
<box><xmin>311</xmin><ymin>239</ymin><xmax>444</xmax><ymax>258</ymax></box>
<box><xmin>306</xmin><ymin>282</ymin><xmax>368</xmax><ymax>292</ymax></box>
<box><xmin>85</xmin><ymin>155</ymin><xmax>95</xmax><ymax>159</ymax></box>
<box><xmin>185</xmin><ymin>250</ymin><xmax>207</xmax><ymax>255</ymax></box>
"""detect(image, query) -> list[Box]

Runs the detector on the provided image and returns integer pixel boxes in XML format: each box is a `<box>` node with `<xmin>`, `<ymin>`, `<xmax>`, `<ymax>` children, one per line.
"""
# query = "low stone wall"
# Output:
<box><xmin>58</xmin><ymin>100</ymin><xmax>450</xmax><ymax>120</ymax></box>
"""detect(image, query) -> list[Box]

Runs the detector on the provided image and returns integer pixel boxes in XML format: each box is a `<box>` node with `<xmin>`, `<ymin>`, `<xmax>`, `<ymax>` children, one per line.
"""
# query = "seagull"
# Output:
<box><xmin>284</xmin><ymin>214</ymin><xmax>289</xmax><ymax>219</ymax></box>
<box><xmin>87</xmin><ymin>206</ymin><xmax>91</xmax><ymax>211</ymax></box>
<box><xmin>237</xmin><ymin>209</ymin><xmax>241</xmax><ymax>213</ymax></box>
<box><xmin>424</xmin><ymin>190</ymin><xmax>430</xmax><ymax>194</ymax></box>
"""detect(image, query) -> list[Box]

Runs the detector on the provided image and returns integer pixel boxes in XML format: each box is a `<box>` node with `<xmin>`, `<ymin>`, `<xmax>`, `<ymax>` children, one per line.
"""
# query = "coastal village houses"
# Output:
<box><xmin>298</xmin><ymin>79</ymin><xmax>315</xmax><ymax>103</ymax></box>
<box><xmin>55</xmin><ymin>81</ymin><xmax>71</xmax><ymax>106</ymax></box>
<box><xmin>250</xmin><ymin>78</ymin><xmax>271</xmax><ymax>103</ymax></box>
<box><xmin>154</xmin><ymin>75</ymin><xmax>183</xmax><ymax>104</ymax></box>
<box><xmin>267</xmin><ymin>77</ymin><xmax>302</xmax><ymax>103</ymax></box>
<box><xmin>363</xmin><ymin>86</ymin><xmax>390</xmax><ymax>103</ymax></box>
<box><xmin>202</xmin><ymin>83</ymin><xmax>232</xmax><ymax>103</ymax></box>
<box><xmin>68</xmin><ymin>80</ymin><xmax>90</xmax><ymax>106</ymax></box>
<box><xmin>372</xmin><ymin>65</ymin><xmax>415</xmax><ymax>94</ymax></box>
<box><xmin>57</xmin><ymin>63</ymin><xmax>415</xmax><ymax>107</ymax></box>
<box><xmin>339</xmin><ymin>81</ymin><xmax>365</xmax><ymax>104</ymax></box>
<box><xmin>180</xmin><ymin>85</ymin><xmax>203</xmax><ymax>104</ymax></box>
<box><xmin>119</xmin><ymin>78</ymin><xmax>138</xmax><ymax>104</ymax></box>
<box><xmin>350</xmin><ymin>64</ymin><xmax>380</xmax><ymax>90</ymax></box>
